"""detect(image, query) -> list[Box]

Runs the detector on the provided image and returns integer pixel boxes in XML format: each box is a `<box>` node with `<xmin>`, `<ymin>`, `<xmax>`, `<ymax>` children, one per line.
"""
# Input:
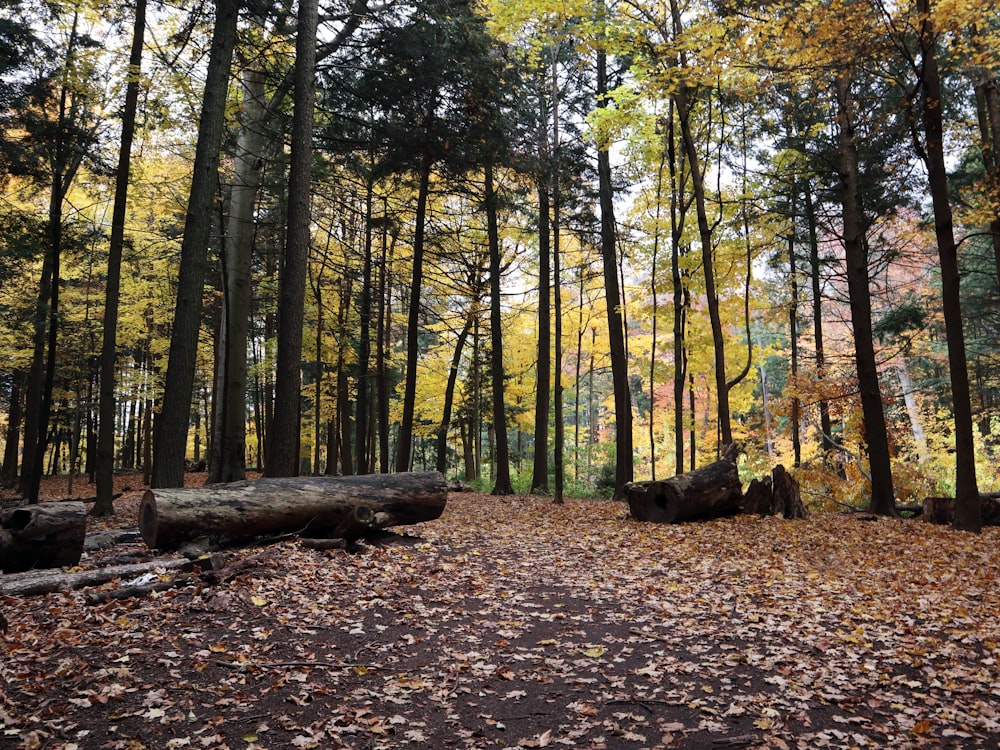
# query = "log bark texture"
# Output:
<box><xmin>1</xmin><ymin>502</ymin><xmax>87</xmax><ymax>573</ymax></box>
<box><xmin>0</xmin><ymin>557</ymin><xmax>195</xmax><ymax>596</ymax></box>
<box><xmin>139</xmin><ymin>471</ymin><xmax>447</xmax><ymax>550</ymax></box>
<box><xmin>626</xmin><ymin>460</ymin><xmax>742</xmax><ymax>523</ymax></box>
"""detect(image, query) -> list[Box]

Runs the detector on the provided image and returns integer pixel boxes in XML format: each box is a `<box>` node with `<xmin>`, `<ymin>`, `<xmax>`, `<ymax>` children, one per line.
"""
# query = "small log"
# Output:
<box><xmin>139</xmin><ymin>471</ymin><xmax>447</xmax><ymax>550</ymax></box>
<box><xmin>0</xmin><ymin>502</ymin><xmax>87</xmax><ymax>573</ymax></box>
<box><xmin>626</xmin><ymin>460</ymin><xmax>742</xmax><ymax>523</ymax></box>
<box><xmin>0</xmin><ymin>557</ymin><xmax>197</xmax><ymax>596</ymax></box>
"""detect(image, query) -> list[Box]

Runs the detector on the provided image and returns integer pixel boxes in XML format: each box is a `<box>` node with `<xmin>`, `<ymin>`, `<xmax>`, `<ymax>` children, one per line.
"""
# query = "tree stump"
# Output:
<box><xmin>740</xmin><ymin>466</ymin><xmax>807</xmax><ymax>519</ymax></box>
<box><xmin>0</xmin><ymin>502</ymin><xmax>87</xmax><ymax>573</ymax></box>
<box><xmin>139</xmin><ymin>471</ymin><xmax>447</xmax><ymax>550</ymax></box>
<box><xmin>626</xmin><ymin>460</ymin><xmax>742</xmax><ymax>523</ymax></box>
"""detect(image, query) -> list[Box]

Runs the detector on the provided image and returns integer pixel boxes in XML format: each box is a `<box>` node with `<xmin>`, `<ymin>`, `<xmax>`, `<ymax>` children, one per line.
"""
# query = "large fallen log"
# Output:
<box><xmin>626</xmin><ymin>460</ymin><xmax>742</xmax><ymax>523</ymax></box>
<box><xmin>139</xmin><ymin>471</ymin><xmax>448</xmax><ymax>550</ymax></box>
<box><xmin>1</xmin><ymin>502</ymin><xmax>87</xmax><ymax>573</ymax></box>
<box><xmin>923</xmin><ymin>495</ymin><xmax>1000</xmax><ymax>526</ymax></box>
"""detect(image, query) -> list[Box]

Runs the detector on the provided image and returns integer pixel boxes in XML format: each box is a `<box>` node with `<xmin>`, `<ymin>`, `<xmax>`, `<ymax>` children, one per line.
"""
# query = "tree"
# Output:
<box><xmin>913</xmin><ymin>0</ymin><xmax>981</xmax><ymax>531</ymax></box>
<box><xmin>152</xmin><ymin>0</ymin><xmax>240</xmax><ymax>488</ymax></box>
<box><xmin>94</xmin><ymin>0</ymin><xmax>146</xmax><ymax>516</ymax></box>
<box><xmin>266</xmin><ymin>0</ymin><xmax>319</xmax><ymax>478</ymax></box>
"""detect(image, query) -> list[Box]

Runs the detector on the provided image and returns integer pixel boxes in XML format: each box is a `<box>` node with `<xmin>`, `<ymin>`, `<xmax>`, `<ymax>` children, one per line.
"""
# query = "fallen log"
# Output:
<box><xmin>1</xmin><ymin>502</ymin><xmax>87</xmax><ymax>573</ymax></box>
<box><xmin>923</xmin><ymin>495</ymin><xmax>1000</xmax><ymax>526</ymax></box>
<box><xmin>626</xmin><ymin>460</ymin><xmax>742</xmax><ymax>523</ymax></box>
<box><xmin>0</xmin><ymin>556</ymin><xmax>197</xmax><ymax>596</ymax></box>
<box><xmin>139</xmin><ymin>471</ymin><xmax>448</xmax><ymax>550</ymax></box>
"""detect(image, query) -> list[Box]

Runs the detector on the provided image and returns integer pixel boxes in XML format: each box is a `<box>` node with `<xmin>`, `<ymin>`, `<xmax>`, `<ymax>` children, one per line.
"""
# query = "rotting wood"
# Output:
<box><xmin>139</xmin><ymin>471</ymin><xmax>447</xmax><ymax>550</ymax></box>
<box><xmin>1</xmin><ymin>502</ymin><xmax>87</xmax><ymax>573</ymax></box>
<box><xmin>626</xmin><ymin>460</ymin><xmax>742</xmax><ymax>523</ymax></box>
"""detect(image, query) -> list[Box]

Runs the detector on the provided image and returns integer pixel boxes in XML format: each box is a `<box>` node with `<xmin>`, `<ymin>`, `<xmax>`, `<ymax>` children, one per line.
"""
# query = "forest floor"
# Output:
<box><xmin>2</xmin><ymin>474</ymin><xmax>1000</xmax><ymax>750</ymax></box>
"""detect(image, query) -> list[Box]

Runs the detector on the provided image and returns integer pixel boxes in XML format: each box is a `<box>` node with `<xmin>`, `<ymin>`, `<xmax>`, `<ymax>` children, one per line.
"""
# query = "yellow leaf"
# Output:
<box><xmin>353</xmin><ymin>665</ymin><xmax>369</xmax><ymax>676</ymax></box>
<box><xmin>583</xmin><ymin>646</ymin><xmax>605</xmax><ymax>658</ymax></box>
<box><xmin>251</xmin><ymin>596</ymin><xmax>269</xmax><ymax>606</ymax></box>
<box><xmin>209</xmin><ymin>644</ymin><xmax>227</xmax><ymax>653</ymax></box>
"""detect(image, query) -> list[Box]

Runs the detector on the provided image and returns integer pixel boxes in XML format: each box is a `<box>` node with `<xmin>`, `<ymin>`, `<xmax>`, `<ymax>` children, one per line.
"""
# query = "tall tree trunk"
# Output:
<box><xmin>597</xmin><ymin>46</ymin><xmax>633</xmax><ymax>500</ymax></box>
<box><xmin>805</xmin><ymin>181</ymin><xmax>835</xmax><ymax>457</ymax></box>
<box><xmin>531</xmin><ymin>174</ymin><xmax>551</xmax><ymax>494</ymax></box>
<box><xmin>916</xmin><ymin>1</ymin><xmax>980</xmax><ymax>532</ymax></box>
<box><xmin>266</xmin><ymin>0</ymin><xmax>318</xmax><ymax>477</ymax></box>
<box><xmin>396</xmin><ymin>153</ymin><xmax>433</xmax><ymax>473</ymax></box>
<box><xmin>551</xmin><ymin>52</ymin><xmax>565</xmax><ymax>504</ymax></box>
<box><xmin>337</xmin><ymin>278</ymin><xmax>353</xmax><ymax>476</ymax></box>
<box><xmin>486</xmin><ymin>164</ymin><xmax>514</xmax><ymax>494</ymax></box>
<box><xmin>152</xmin><ymin>0</ymin><xmax>239</xmax><ymax>488</ymax></box>
<box><xmin>375</xmin><ymin>212</ymin><xmax>393</xmax><ymax>473</ymax></box>
<box><xmin>835</xmin><ymin>73</ymin><xmax>897</xmax><ymax>517</ymax></box>
<box><xmin>355</xmin><ymin>175</ymin><xmax>374</xmax><ymax>474</ymax></box>
<box><xmin>788</xmin><ymin>180</ymin><xmax>801</xmax><ymax>468</ymax></box>
<box><xmin>95</xmin><ymin>0</ymin><xmax>145</xmax><ymax>515</ymax></box>
<box><xmin>210</xmin><ymin>68</ymin><xmax>267</xmax><ymax>484</ymax></box>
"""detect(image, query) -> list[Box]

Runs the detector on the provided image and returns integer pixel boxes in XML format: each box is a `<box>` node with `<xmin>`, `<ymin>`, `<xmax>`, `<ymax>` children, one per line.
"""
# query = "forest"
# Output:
<box><xmin>2</xmin><ymin>0</ymin><xmax>1000</xmax><ymax>531</ymax></box>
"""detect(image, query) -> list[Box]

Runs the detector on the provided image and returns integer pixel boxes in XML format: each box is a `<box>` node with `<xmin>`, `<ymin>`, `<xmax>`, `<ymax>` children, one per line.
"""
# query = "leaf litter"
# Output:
<box><xmin>2</xmin><ymin>488</ymin><xmax>999</xmax><ymax>749</ymax></box>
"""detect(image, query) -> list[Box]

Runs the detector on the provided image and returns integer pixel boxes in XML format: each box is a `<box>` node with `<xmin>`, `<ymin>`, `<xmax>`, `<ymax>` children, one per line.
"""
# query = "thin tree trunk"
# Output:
<box><xmin>805</xmin><ymin>181</ymin><xmax>835</xmax><ymax>456</ymax></box>
<box><xmin>436</xmin><ymin>314</ymin><xmax>473</xmax><ymax>475</ymax></box>
<box><xmin>486</xmin><ymin>164</ymin><xmax>514</xmax><ymax>494</ymax></box>
<box><xmin>916</xmin><ymin>1</ymin><xmax>980</xmax><ymax>532</ymax></box>
<box><xmin>95</xmin><ymin>0</ymin><xmax>145</xmax><ymax>515</ymax></box>
<box><xmin>396</xmin><ymin>154</ymin><xmax>433</xmax><ymax>473</ymax></box>
<box><xmin>531</xmin><ymin>174</ymin><xmax>551</xmax><ymax>494</ymax></box>
<box><xmin>266</xmin><ymin>0</ymin><xmax>318</xmax><ymax>477</ymax></box>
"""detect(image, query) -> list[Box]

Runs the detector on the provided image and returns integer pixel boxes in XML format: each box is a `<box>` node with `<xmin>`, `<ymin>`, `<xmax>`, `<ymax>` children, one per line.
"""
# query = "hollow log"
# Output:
<box><xmin>139</xmin><ymin>471</ymin><xmax>448</xmax><ymax>550</ymax></box>
<box><xmin>1</xmin><ymin>502</ymin><xmax>87</xmax><ymax>573</ymax></box>
<box><xmin>626</xmin><ymin>460</ymin><xmax>742</xmax><ymax>523</ymax></box>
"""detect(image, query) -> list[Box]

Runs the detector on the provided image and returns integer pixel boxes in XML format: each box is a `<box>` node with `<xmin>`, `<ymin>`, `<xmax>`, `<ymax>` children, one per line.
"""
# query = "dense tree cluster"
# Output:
<box><xmin>1</xmin><ymin>0</ymin><xmax>998</xmax><ymax>531</ymax></box>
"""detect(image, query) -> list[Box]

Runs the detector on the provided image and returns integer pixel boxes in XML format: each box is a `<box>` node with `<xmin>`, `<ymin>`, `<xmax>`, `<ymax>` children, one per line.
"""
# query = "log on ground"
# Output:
<box><xmin>139</xmin><ymin>471</ymin><xmax>448</xmax><ymax>550</ymax></box>
<box><xmin>1</xmin><ymin>502</ymin><xmax>87</xmax><ymax>573</ymax></box>
<box><xmin>626</xmin><ymin>460</ymin><xmax>742</xmax><ymax>523</ymax></box>
<box><xmin>923</xmin><ymin>495</ymin><xmax>1000</xmax><ymax>526</ymax></box>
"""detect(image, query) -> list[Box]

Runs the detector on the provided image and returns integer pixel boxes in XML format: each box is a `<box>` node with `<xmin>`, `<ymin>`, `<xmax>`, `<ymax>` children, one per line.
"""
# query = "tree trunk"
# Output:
<box><xmin>1</xmin><ymin>502</ymin><xmax>86</xmax><ymax>573</ymax></box>
<box><xmin>486</xmin><ymin>164</ymin><xmax>514</xmax><ymax>494</ymax></box>
<box><xmin>626</xmin><ymin>459</ymin><xmax>741</xmax><ymax>524</ymax></box>
<box><xmin>139</xmin><ymin>471</ymin><xmax>448</xmax><ymax>550</ymax></box>
<box><xmin>835</xmin><ymin>72</ymin><xmax>897</xmax><ymax>517</ymax></box>
<box><xmin>436</xmin><ymin>314</ymin><xmax>473</xmax><ymax>475</ymax></box>
<box><xmin>266</xmin><ymin>0</ymin><xmax>318</xmax><ymax>478</ymax></box>
<box><xmin>531</xmin><ymin>169</ymin><xmax>551</xmax><ymax>494</ymax></box>
<box><xmin>211</xmin><ymin>67</ymin><xmax>268</xmax><ymax>485</ymax></box>
<box><xmin>152</xmin><ymin>0</ymin><xmax>239</xmax><ymax>488</ymax></box>
<box><xmin>597</xmin><ymin>45</ymin><xmax>633</xmax><ymax>500</ymax></box>
<box><xmin>396</xmin><ymin>153</ymin><xmax>433</xmax><ymax>473</ymax></box>
<box><xmin>916</xmin><ymin>0</ymin><xmax>981</xmax><ymax>532</ymax></box>
<box><xmin>95</xmin><ymin>0</ymin><xmax>146</xmax><ymax>516</ymax></box>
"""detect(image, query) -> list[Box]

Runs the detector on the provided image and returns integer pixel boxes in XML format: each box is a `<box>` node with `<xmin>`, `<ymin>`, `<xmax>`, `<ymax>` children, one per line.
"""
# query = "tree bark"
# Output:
<box><xmin>1</xmin><ymin>502</ymin><xmax>86</xmax><ymax>573</ymax></box>
<box><xmin>95</xmin><ymin>0</ymin><xmax>146</xmax><ymax>515</ymax></box>
<box><xmin>486</xmin><ymin>164</ymin><xmax>514</xmax><ymax>494</ymax></box>
<box><xmin>916</xmin><ymin>0</ymin><xmax>981</xmax><ymax>532</ymax></box>
<box><xmin>152</xmin><ymin>0</ymin><xmax>239</xmax><ymax>488</ymax></box>
<box><xmin>139</xmin><ymin>471</ymin><xmax>447</xmax><ymax>550</ymax></box>
<box><xmin>835</xmin><ymin>72</ymin><xmax>897</xmax><ymax>517</ymax></box>
<box><xmin>626</xmin><ymin>460</ymin><xmax>742</xmax><ymax>523</ymax></box>
<box><xmin>266</xmin><ymin>0</ymin><xmax>318</xmax><ymax>477</ymax></box>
